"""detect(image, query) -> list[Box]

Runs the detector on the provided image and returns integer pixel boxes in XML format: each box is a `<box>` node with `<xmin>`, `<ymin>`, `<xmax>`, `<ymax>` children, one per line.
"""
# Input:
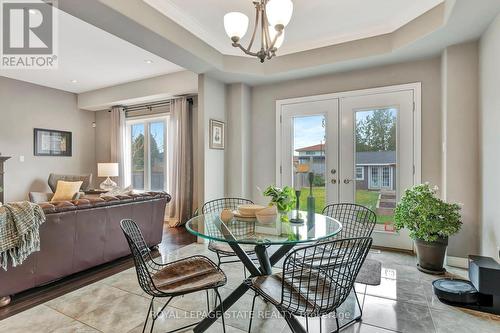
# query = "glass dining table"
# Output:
<box><xmin>186</xmin><ymin>210</ymin><xmax>343</xmax><ymax>333</ymax></box>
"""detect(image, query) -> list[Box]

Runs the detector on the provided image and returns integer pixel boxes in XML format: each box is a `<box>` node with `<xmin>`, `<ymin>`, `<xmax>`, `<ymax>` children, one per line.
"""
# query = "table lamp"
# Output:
<box><xmin>98</xmin><ymin>163</ymin><xmax>119</xmax><ymax>190</ymax></box>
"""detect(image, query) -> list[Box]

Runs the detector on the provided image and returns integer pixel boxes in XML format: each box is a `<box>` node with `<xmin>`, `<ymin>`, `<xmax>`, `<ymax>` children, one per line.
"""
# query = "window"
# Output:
<box><xmin>356</xmin><ymin>166</ymin><xmax>364</xmax><ymax>180</ymax></box>
<box><xmin>382</xmin><ymin>166</ymin><xmax>391</xmax><ymax>188</ymax></box>
<box><xmin>125</xmin><ymin>116</ymin><xmax>168</xmax><ymax>191</ymax></box>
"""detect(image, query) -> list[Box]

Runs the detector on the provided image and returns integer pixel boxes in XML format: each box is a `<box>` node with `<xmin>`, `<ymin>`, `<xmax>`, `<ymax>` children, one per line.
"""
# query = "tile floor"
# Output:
<box><xmin>1</xmin><ymin>243</ymin><xmax>499</xmax><ymax>333</ymax></box>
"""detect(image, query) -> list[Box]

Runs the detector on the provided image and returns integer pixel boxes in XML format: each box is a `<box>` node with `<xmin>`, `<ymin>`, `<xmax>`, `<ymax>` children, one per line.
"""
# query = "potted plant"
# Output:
<box><xmin>263</xmin><ymin>185</ymin><xmax>296</xmax><ymax>222</ymax></box>
<box><xmin>394</xmin><ymin>183</ymin><xmax>462</xmax><ymax>274</ymax></box>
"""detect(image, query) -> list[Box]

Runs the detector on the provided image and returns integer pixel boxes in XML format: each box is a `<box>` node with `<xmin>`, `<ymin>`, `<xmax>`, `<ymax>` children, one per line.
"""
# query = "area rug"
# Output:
<box><xmin>356</xmin><ymin>258</ymin><xmax>382</xmax><ymax>285</ymax></box>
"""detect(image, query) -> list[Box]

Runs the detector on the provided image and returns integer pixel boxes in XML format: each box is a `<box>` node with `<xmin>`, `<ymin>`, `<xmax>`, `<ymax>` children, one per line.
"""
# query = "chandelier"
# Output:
<box><xmin>223</xmin><ymin>0</ymin><xmax>294</xmax><ymax>63</ymax></box>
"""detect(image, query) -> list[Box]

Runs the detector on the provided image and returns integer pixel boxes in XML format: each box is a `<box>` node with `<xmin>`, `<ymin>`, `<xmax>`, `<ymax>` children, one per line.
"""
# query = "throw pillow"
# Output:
<box><xmin>100</xmin><ymin>185</ymin><xmax>133</xmax><ymax>198</ymax></box>
<box><xmin>51</xmin><ymin>181</ymin><xmax>83</xmax><ymax>202</ymax></box>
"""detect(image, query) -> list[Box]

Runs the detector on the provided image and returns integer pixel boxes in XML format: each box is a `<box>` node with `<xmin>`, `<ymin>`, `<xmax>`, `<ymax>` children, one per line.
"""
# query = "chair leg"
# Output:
<box><xmin>334</xmin><ymin>309</ymin><xmax>340</xmax><ymax>333</ymax></box>
<box><xmin>216</xmin><ymin>252</ymin><xmax>222</xmax><ymax>269</ymax></box>
<box><xmin>248</xmin><ymin>293</ymin><xmax>258</xmax><ymax>333</ymax></box>
<box><xmin>150</xmin><ymin>298</ymin><xmax>156</xmax><ymax>333</ymax></box>
<box><xmin>354</xmin><ymin>287</ymin><xmax>363</xmax><ymax>319</ymax></box>
<box><xmin>215</xmin><ymin>288</ymin><xmax>226</xmax><ymax>333</ymax></box>
<box><xmin>243</xmin><ymin>265</ymin><xmax>247</xmax><ymax>279</ymax></box>
<box><xmin>142</xmin><ymin>298</ymin><xmax>154</xmax><ymax>333</ymax></box>
<box><xmin>305</xmin><ymin>316</ymin><xmax>309</xmax><ymax>332</ymax></box>
<box><xmin>206</xmin><ymin>290</ymin><xmax>211</xmax><ymax>313</ymax></box>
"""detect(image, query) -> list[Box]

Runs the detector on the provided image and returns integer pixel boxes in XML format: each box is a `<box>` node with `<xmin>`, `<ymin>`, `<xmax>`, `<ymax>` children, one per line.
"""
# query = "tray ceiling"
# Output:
<box><xmin>144</xmin><ymin>0</ymin><xmax>445</xmax><ymax>56</ymax></box>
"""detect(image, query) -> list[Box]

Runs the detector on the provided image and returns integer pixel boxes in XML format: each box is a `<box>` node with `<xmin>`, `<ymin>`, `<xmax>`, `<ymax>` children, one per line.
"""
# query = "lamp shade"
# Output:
<box><xmin>269</xmin><ymin>26</ymin><xmax>285</xmax><ymax>49</ymax></box>
<box><xmin>98</xmin><ymin>163</ymin><xmax>119</xmax><ymax>177</ymax></box>
<box><xmin>224</xmin><ymin>12</ymin><xmax>249</xmax><ymax>40</ymax></box>
<box><xmin>266</xmin><ymin>0</ymin><xmax>293</xmax><ymax>28</ymax></box>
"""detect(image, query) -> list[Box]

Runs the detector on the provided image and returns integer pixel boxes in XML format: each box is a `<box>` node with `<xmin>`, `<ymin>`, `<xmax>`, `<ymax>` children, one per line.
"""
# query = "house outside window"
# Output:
<box><xmin>356</xmin><ymin>166</ymin><xmax>364</xmax><ymax>180</ymax></box>
<box><xmin>125</xmin><ymin>115</ymin><xmax>169</xmax><ymax>191</ymax></box>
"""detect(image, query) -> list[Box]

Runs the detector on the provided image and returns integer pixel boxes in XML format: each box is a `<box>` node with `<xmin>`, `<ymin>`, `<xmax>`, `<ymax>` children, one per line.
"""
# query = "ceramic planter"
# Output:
<box><xmin>414</xmin><ymin>237</ymin><xmax>448</xmax><ymax>274</ymax></box>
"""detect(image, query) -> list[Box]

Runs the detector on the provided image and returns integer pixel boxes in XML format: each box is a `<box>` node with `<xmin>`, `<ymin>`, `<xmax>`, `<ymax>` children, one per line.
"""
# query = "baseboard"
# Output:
<box><xmin>447</xmin><ymin>256</ymin><xmax>468</xmax><ymax>269</ymax></box>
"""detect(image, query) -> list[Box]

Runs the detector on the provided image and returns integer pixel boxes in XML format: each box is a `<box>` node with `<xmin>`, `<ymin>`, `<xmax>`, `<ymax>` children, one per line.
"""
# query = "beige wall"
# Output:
<box><xmin>441</xmin><ymin>42</ymin><xmax>480</xmax><ymax>257</ymax></box>
<box><xmin>225</xmin><ymin>83</ymin><xmax>252</xmax><ymax>198</ymax></box>
<box><xmin>197</xmin><ymin>74</ymin><xmax>226</xmax><ymax>205</ymax></box>
<box><xmin>0</xmin><ymin>77</ymin><xmax>96</xmax><ymax>202</ymax></box>
<box><xmin>251</xmin><ymin>57</ymin><xmax>442</xmax><ymax>205</ymax></box>
<box><xmin>95</xmin><ymin>110</ymin><xmax>111</xmax><ymax>166</ymax></box>
<box><xmin>479</xmin><ymin>13</ymin><xmax>500</xmax><ymax>260</ymax></box>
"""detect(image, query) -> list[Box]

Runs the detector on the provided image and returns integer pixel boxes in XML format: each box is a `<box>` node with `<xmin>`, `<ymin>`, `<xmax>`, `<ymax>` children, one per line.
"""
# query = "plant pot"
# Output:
<box><xmin>414</xmin><ymin>237</ymin><xmax>448</xmax><ymax>275</ymax></box>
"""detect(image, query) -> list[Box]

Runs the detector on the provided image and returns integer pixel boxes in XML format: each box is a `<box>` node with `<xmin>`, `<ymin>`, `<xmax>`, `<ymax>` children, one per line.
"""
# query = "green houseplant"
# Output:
<box><xmin>394</xmin><ymin>183</ymin><xmax>462</xmax><ymax>274</ymax></box>
<box><xmin>263</xmin><ymin>185</ymin><xmax>296</xmax><ymax>222</ymax></box>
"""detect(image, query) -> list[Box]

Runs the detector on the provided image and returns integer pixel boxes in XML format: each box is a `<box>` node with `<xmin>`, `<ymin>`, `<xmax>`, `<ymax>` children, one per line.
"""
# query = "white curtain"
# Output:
<box><xmin>168</xmin><ymin>98</ymin><xmax>193</xmax><ymax>227</ymax></box>
<box><xmin>110</xmin><ymin>106</ymin><xmax>126</xmax><ymax>188</ymax></box>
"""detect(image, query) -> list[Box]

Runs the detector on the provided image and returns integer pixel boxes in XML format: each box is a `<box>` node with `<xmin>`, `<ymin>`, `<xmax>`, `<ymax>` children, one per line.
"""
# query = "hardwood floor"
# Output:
<box><xmin>0</xmin><ymin>225</ymin><xmax>196</xmax><ymax>321</ymax></box>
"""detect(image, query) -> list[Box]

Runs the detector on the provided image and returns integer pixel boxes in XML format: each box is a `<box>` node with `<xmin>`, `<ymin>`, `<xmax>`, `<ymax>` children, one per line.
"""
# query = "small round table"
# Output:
<box><xmin>186</xmin><ymin>211</ymin><xmax>342</xmax><ymax>333</ymax></box>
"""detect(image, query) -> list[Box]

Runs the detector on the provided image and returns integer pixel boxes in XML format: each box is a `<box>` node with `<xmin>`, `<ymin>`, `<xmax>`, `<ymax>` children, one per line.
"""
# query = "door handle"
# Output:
<box><xmin>330</xmin><ymin>179</ymin><xmax>337</xmax><ymax>184</ymax></box>
<box><xmin>343</xmin><ymin>179</ymin><xmax>353</xmax><ymax>184</ymax></box>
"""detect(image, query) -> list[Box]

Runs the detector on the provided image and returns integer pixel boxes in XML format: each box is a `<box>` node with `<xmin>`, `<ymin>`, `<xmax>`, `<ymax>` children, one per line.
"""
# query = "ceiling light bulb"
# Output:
<box><xmin>71</xmin><ymin>79</ymin><xmax>77</xmax><ymax>83</ymax></box>
<box><xmin>266</xmin><ymin>0</ymin><xmax>293</xmax><ymax>29</ymax></box>
<box><xmin>29</xmin><ymin>9</ymin><xmax>38</xmax><ymax>15</ymax></box>
<box><xmin>144</xmin><ymin>60</ymin><xmax>153</xmax><ymax>64</ymax></box>
<box><xmin>224</xmin><ymin>12</ymin><xmax>249</xmax><ymax>41</ymax></box>
<box><xmin>269</xmin><ymin>26</ymin><xmax>285</xmax><ymax>49</ymax></box>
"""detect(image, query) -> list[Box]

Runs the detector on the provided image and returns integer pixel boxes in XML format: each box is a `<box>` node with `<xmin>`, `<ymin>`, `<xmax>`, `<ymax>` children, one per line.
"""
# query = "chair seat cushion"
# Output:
<box><xmin>251</xmin><ymin>269</ymin><xmax>342</xmax><ymax>315</ymax></box>
<box><xmin>152</xmin><ymin>256</ymin><xmax>226</xmax><ymax>294</ymax></box>
<box><xmin>208</xmin><ymin>241</ymin><xmax>256</xmax><ymax>256</ymax></box>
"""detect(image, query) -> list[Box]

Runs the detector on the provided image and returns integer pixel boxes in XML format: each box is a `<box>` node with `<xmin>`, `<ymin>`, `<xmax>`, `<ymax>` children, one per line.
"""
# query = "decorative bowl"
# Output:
<box><xmin>220</xmin><ymin>208</ymin><xmax>234</xmax><ymax>223</ymax></box>
<box><xmin>255</xmin><ymin>206</ymin><xmax>278</xmax><ymax>224</ymax></box>
<box><xmin>237</xmin><ymin>204</ymin><xmax>266</xmax><ymax>217</ymax></box>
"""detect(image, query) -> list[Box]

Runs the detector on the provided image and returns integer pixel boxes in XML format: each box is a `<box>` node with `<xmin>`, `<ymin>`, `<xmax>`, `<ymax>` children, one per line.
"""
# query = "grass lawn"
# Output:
<box><xmin>297</xmin><ymin>187</ymin><xmax>326</xmax><ymax>214</ymax></box>
<box><xmin>297</xmin><ymin>187</ymin><xmax>394</xmax><ymax>224</ymax></box>
<box><xmin>356</xmin><ymin>190</ymin><xmax>394</xmax><ymax>224</ymax></box>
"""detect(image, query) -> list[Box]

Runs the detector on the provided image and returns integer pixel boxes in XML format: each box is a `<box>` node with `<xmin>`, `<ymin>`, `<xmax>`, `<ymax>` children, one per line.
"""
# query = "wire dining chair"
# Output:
<box><xmin>202</xmin><ymin>198</ymin><xmax>258</xmax><ymax>277</ymax></box>
<box><xmin>246</xmin><ymin>237</ymin><xmax>373</xmax><ymax>333</ymax></box>
<box><xmin>120</xmin><ymin>219</ymin><xmax>227</xmax><ymax>333</ymax></box>
<box><xmin>322</xmin><ymin>203</ymin><xmax>377</xmax><ymax>240</ymax></box>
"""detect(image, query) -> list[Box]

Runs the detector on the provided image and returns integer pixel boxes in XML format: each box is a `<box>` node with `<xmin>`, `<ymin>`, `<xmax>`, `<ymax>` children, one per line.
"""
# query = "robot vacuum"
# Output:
<box><xmin>432</xmin><ymin>279</ymin><xmax>479</xmax><ymax>305</ymax></box>
<box><xmin>432</xmin><ymin>255</ymin><xmax>500</xmax><ymax>315</ymax></box>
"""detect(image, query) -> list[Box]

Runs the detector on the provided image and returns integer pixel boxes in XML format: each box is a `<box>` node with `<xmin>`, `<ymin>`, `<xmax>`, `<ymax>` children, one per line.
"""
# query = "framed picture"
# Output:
<box><xmin>209</xmin><ymin>119</ymin><xmax>225</xmax><ymax>150</ymax></box>
<box><xmin>34</xmin><ymin>128</ymin><xmax>72</xmax><ymax>156</ymax></box>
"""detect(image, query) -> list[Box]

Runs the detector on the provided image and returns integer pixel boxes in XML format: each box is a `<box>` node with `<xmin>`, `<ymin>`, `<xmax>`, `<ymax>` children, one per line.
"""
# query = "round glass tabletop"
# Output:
<box><xmin>186</xmin><ymin>210</ymin><xmax>343</xmax><ymax>245</ymax></box>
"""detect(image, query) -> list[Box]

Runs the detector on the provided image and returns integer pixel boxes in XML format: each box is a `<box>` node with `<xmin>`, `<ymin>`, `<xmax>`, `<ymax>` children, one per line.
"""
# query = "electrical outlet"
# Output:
<box><xmin>19</xmin><ymin>155</ymin><xmax>24</xmax><ymax>162</ymax></box>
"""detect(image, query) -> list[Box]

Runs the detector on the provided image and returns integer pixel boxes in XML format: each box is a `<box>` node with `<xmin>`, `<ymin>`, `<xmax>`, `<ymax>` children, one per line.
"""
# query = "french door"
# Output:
<box><xmin>278</xmin><ymin>84</ymin><xmax>420</xmax><ymax>250</ymax></box>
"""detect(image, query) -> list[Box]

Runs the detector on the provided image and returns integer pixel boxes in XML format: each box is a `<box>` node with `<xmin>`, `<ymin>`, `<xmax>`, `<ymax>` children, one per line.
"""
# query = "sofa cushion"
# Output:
<box><xmin>48</xmin><ymin>174</ymin><xmax>92</xmax><ymax>193</ymax></box>
<box><xmin>38</xmin><ymin>192</ymin><xmax>171</xmax><ymax>214</ymax></box>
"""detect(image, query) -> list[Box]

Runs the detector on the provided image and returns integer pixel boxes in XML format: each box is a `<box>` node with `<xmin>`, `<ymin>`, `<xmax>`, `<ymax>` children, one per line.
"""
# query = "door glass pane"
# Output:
<box><xmin>149</xmin><ymin>121</ymin><xmax>165</xmax><ymax>191</ymax></box>
<box><xmin>293</xmin><ymin>115</ymin><xmax>326</xmax><ymax>213</ymax></box>
<box><xmin>382</xmin><ymin>166</ymin><xmax>391</xmax><ymax>188</ymax></box>
<box><xmin>131</xmin><ymin>123</ymin><xmax>145</xmax><ymax>190</ymax></box>
<box><xmin>355</xmin><ymin>108</ymin><xmax>397</xmax><ymax>230</ymax></box>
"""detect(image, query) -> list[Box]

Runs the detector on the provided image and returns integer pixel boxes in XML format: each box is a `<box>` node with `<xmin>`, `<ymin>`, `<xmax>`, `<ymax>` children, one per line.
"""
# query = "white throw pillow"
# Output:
<box><xmin>100</xmin><ymin>185</ymin><xmax>133</xmax><ymax>197</ymax></box>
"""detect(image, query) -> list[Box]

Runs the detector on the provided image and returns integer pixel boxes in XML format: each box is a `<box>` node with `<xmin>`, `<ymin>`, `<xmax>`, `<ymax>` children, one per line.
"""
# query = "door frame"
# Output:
<box><xmin>276</xmin><ymin>83</ymin><xmax>422</xmax><ymax>249</ymax></box>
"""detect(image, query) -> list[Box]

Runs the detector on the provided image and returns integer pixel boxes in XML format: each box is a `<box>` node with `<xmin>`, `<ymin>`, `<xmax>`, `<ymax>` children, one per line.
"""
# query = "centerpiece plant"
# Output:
<box><xmin>394</xmin><ymin>183</ymin><xmax>462</xmax><ymax>274</ymax></box>
<box><xmin>263</xmin><ymin>185</ymin><xmax>296</xmax><ymax>222</ymax></box>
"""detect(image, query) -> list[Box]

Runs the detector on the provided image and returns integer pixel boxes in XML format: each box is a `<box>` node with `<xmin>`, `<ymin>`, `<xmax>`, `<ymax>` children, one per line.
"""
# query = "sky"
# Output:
<box><xmin>292</xmin><ymin>108</ymin><xmax>398</xmax><ymax>155</ymax></box>
<box><xmin>293</xmin><ymin>115</ymin><xmax>325</xmax><ymax>154</ymax></box>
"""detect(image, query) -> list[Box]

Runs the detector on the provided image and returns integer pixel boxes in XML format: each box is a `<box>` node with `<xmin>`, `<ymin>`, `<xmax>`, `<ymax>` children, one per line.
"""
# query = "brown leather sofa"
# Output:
<box><xmin>0</xmin><ymin>191</ymin><xmax>170</xmax><ymax>301</ymax></box>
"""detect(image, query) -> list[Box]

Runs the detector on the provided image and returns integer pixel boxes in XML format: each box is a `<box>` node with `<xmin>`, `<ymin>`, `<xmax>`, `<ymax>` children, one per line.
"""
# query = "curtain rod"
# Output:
<box><xmin>111</xmin><ymin>96</ymin><xmax>194</xmax><ymax>113</ymax></box>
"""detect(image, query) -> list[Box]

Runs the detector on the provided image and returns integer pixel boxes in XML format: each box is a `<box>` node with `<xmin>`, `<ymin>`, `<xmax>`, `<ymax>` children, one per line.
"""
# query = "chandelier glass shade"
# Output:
<box><xmin>223</xmin><ymin>0</ymin><xmax>293</xmax><ymax>63</ymax></box>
